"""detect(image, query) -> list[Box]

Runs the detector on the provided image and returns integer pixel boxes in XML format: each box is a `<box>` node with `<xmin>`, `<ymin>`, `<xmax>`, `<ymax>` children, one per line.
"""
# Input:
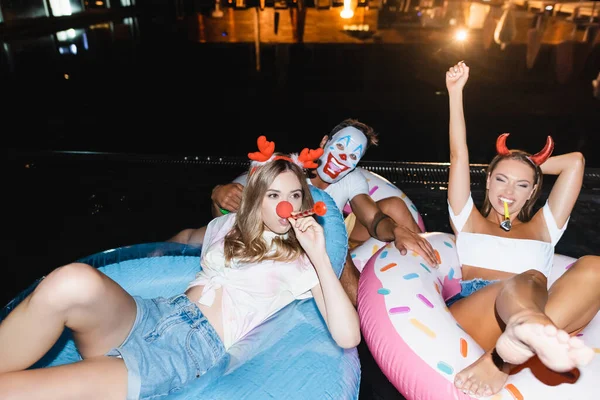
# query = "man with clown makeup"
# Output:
<box><xmin>211</xmin><ymin>119</ymin><xmax>438</xmax><ymax>306</ymax></box>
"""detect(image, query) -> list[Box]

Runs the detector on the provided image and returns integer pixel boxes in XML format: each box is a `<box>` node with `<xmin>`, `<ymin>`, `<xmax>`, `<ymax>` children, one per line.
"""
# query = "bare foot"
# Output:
<box><xmin>496</xmin><ymin>311</ymin><xmax>595</xmax><ymax>372</ymax></box>
<box><xmin>454</xmin><ymin>350</ymin><xmax>510</xmax><ymax>397</ymax></box>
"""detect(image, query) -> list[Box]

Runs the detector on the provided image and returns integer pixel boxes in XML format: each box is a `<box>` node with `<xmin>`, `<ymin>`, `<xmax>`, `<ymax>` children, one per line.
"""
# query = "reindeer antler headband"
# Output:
<box><xmin>496</xmin><ymin>133</ymin><xmax>554</xmax><ymax>166</ymax></box>
<box><xmin>248</xmin><ymin>136</ymin><xmax>324</xmax><ymax>173</ymax></box>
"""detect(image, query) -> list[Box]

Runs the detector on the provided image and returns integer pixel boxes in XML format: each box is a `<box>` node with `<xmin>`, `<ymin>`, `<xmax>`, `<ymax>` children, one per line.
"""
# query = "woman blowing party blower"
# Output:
<box><xmin>444</xmin><ymin>60</ymin><xmax>598</xmax><ymax>397</ymax></box>
<box><xmin>0</xmin><ymin>138</ymin><xmax>360</xmax><ymax>400</ymax></box>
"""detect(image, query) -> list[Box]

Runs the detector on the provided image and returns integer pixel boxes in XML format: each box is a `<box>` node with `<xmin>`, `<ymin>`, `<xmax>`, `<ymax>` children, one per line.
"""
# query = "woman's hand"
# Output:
<box><xmin>288</xmin><ymin>216</ymin><xmax>326</xmax><ymax>261</ymax></box>
<box><xmin>446</xmin><ymin>61</ymin><xmax>470</xmax><ymax>93</ymax></box>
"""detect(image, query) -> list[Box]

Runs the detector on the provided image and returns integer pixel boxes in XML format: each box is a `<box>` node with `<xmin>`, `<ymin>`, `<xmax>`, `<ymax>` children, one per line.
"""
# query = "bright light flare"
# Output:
<box><xmin>455</xmin><ymin>29</ymin><xmax>468</xmax><ymax>41</ymax></box>
<box><xmin>340</xmin><ymin>9</ymin><xmax>354</xmax><ymax>18</ymax></box>
<box><xmin>340</xmin><ymin>0</ymin><xmax>354</xmax><ymax>19</ymax></box>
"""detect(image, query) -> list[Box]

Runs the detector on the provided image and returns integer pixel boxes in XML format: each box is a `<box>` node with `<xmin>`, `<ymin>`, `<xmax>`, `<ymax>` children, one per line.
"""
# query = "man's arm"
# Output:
<box><xmin>210</xmin><ymin>171</ymin><xmax>248</xmax><ymax>218</ymax></box>
<box><xmin>350</xmin><ymin>194</ymin><xmax>438</xmax><ymax>267</ymax></box>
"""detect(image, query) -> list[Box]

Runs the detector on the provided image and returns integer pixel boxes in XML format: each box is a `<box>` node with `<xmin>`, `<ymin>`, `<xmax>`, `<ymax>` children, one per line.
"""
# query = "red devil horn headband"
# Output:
<box><xmin>248</xmin><ymin>136</ymin><xmax>324</xmax><ymax>171</ymax></box>
<box><xmin>495</xmin><ymin>133</ymin><xmax>554</xmax><ymax>166</ymax></box>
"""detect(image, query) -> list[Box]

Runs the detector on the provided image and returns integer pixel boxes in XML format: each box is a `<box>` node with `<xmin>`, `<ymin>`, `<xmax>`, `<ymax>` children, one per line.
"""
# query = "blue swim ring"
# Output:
<box><xmin>1</xmin><ymin>187</ymin><xmax>359</xmax><ymax>399</ymax></box>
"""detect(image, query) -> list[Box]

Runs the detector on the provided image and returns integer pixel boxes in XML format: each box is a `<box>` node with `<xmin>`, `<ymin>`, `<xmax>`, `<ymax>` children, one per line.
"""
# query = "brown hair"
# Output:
<box><xmin>224</xmin><ymin>156</ymin><xmax>314</xmax><ymax>265</ymax></box>
<box><xmin>329</xmin><ymin>118</ymin><xmax>379</xmax><ymax>148</ymax></box>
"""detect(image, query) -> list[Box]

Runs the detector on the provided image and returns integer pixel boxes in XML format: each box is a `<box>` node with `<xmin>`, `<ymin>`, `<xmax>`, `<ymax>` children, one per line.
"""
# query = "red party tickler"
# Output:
<box><xmin>276</xmin><ymin>201</ymin><xmax>327</xmax><ymax>219</ymax></box>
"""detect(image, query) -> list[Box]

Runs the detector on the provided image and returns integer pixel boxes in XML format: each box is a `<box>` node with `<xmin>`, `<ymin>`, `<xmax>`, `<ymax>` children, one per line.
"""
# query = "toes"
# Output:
<box><xmin>568</xmin><ymin>336</ymin><xmax>585</xmax><ymax>348</ymax></box>
<box><xmin>571</xmin><ymin>346</ymin><xmax>595</xmax><ymax>367</ymax></box>
<box><xmin>458</xmin><ymin>378</ymin><xmax>472</xmax><ymax>394</ymax></box>
<box><xmin>464</xmin><ymin>377</ymin><xmax>479</xmax><ymax>396</ymax></box>
<box><xmin>468</xmin><ymin>381</ymin><xmax>480</xmax><ymax>396</ymax></box>
<box><xmin>542</xmin><ymin>324</ymin><xmax>558</xmax><ymax>336</ymax></box>
<box><xmin>475</xmin><ymin>384</ymin><xmax>488</xmax><ymax>397</ymax></box>
<box><xmin>555</xmin><ymin>329</ymin><xmax>570</xmax><ymax>343</ymax></box>
<box><xmin>483</xmin><ymin>386</ymin><xmax>494</xmax><ymax>397</ymax></box>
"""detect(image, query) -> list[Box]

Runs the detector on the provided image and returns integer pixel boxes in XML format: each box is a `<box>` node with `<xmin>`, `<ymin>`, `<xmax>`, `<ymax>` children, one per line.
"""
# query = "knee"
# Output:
<box><xmin>31</xmin><ymin>263</ymin><xmax>107</xmax><ymax>309</ymax></box>
<box><xmin>521</xmin><ymin>269</ymin><xmax>548</xmax><ymax>286</ymax></box>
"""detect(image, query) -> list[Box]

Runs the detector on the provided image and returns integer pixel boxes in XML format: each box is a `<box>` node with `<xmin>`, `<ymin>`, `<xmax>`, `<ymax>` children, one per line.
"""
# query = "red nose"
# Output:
<box><xmin>339</xmin><ymin>154</ymin><xmax>347</xmax><ymax>161</ymax></box>
<box><xmin>276</xmin><ymin>201</ymin><xmax>293</xmax><ymax>218</ymax></box>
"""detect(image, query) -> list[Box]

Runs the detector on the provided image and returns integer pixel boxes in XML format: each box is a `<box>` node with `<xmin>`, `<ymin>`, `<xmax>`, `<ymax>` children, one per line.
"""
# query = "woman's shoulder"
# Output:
<box><xmin>506</xmin><ymin>203</ymin><xmax>556</xmax><ymax>243</ymax></box>
<box><xmin>208</xmin><ymin>213</ymin><xmax>237</xmax><ymax>233</ymax></box>
<box><xmin>204</xmin><ymin>214</ymin><xmax>237</xmax><ymax>250</ymax></box>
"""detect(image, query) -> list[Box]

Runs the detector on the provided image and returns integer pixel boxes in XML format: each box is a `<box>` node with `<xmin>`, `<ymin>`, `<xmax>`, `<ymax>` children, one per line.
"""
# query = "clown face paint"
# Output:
<box><xmin>317</xmin><ymin>126</ymin><xmax>367</xmax><ymax>184</ymax></box>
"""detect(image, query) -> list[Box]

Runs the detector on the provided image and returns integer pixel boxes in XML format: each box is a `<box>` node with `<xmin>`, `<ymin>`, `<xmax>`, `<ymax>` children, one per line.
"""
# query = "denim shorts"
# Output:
<box><xmin>445</xmin><ymin>278</ymin><xmax>499</xmax><ymax>307</ymax></box>
<box><xmin>105</xmin><ymin>294</ymin><xmax>226</xmax><ymax>400</ymax></box>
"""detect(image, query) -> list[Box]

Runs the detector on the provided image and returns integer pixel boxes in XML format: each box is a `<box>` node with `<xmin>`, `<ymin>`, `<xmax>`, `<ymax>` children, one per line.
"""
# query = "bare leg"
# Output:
<box><xmin>451</xmin><ymin>258</ymin><xmax>600</xmax><ymax>397</ymax></box>
<box><xmin>0</xmin><ymin>262</ymin><xmax>137</xmax><ymax>373</ymax></box>
<box><xmin>450</xmin><ymin>281</ymin><xmax>508</xmax><ymax>397</ymax></box>
<box><xmin>545</xmin><ymin>256</ymin><xmax>600</xmax><ymax>333</ymax></box>
<box><xmin>0</xmin><ymin>356</ymin><xmax>128</xmax><ymax>400</ymax></box>
<box><xmin>339</xmin><ymin>252</ymin><xmax>360</xmax><ymax>307</ymax></box>
<box><xmin>349</xmin><ymin>197</ymin><xmax>422</xmax><ymax>244</ymax></box>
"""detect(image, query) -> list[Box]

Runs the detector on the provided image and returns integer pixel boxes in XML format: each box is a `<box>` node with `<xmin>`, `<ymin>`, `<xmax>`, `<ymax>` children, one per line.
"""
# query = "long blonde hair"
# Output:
<box><xmin>224</xmin><ymin>156</ymin><xmax>314</xmax><ymax>265</ymax></box>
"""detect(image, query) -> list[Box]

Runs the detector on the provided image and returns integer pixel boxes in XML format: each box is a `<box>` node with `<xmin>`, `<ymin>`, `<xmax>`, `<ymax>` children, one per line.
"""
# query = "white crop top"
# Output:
<box><xmin>186</xmin><ymin>213</ymin><xmax>319</xmax><ymax>350</ymax></box>
<box><xmin>448</xmin><ymin>194</ymin><xmax>569</xmax><ymax>277</ymax></box>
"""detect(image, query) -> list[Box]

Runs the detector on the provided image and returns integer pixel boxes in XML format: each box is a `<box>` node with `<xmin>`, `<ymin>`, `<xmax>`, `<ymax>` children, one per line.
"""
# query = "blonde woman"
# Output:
<box><xmin>0</xmin><ymin>148</ymin><xmax>360</xmax><ymax>400</ymax></box>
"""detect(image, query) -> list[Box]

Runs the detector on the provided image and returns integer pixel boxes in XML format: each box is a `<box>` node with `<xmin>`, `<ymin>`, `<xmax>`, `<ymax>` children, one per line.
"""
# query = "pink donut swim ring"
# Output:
<box><xmin>354</xmin><ymin>233</ymin><xmax>600</xmax><ymax>400</ymax></box>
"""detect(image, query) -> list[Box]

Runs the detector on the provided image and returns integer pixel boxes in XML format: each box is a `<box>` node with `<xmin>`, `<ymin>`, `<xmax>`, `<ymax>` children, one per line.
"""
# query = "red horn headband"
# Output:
<box><xmin>495</xmin><ymin>133</ymin><xmax>554</xmax><ymax>166</ymax></box>
<box><xmin>248</xmin><ymin>136</ymin><xmax>275</xmax><ymax>162</ymax></box>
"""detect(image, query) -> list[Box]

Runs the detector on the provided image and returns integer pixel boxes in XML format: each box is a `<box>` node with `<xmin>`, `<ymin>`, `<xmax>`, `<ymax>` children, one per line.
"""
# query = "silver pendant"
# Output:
<box><xmin>500</xmin><ymin>219</ymin><xmax>512</xmax><ymax>232</ymax></box>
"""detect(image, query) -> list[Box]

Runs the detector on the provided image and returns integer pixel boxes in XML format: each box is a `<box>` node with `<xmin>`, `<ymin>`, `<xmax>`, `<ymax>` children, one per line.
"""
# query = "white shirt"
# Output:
<box><xmin>186</xmin><ymin>213</ymin><xmax>319</xmax><ymax>349</ymax></box>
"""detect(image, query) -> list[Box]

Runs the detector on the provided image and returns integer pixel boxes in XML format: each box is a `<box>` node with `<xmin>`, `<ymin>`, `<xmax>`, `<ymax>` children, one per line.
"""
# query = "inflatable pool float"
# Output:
<box><xmin>354</xmin><ymin>232</ymin><xmax>600</xmax><ymax>400</ymax></box>
<box><xmin>342</xmin><ymin>167</ymin><xmax>426</xmax><ymax>233</ymax></box>
<box><xmin>1</xmin><ymin>187</ymin><xmax>361</xmax><ymax>400</ymax></box>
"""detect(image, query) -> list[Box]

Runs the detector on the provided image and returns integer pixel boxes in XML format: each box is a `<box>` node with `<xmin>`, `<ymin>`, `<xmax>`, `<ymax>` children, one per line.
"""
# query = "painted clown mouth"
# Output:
<box><xmin>323</xmin><ymin>153</ymin><xmax>350</xmax><ymax>179</ymax></box>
